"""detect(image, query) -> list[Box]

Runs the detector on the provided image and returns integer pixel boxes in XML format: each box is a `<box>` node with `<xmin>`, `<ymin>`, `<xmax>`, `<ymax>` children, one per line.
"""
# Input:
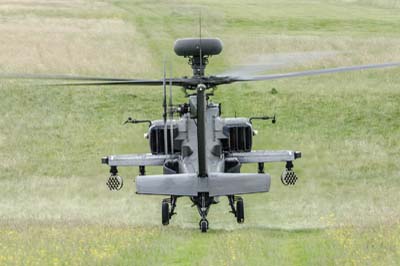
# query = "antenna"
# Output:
<box><xmin>169</xmin><ymin>62</ymin><xmax>174</xmax><ymax>154</ymax></box>
<box><xmin>163</xmin><ymin>58</ymin><xmax>168</xmax><ymax>155</ymax></box>
<box><xmin>199</xmin><ymin>12</ymin><xmax>203</xmax><ymax>76</ymax></box>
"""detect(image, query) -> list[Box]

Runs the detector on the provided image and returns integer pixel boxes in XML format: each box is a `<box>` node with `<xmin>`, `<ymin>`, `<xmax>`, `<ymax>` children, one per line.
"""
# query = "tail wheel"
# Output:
<box><xmin>236</xmin><ymin>199</ymin><xmax>244</xmax><ymax>223</ymax></box>
<box><xmin>162</xmin><ymin>201</ymin><xmax>170</xmax><ymax>225</ymax></box>
<box><xmin>200</xmin><ymin>219</ymin><xmax>208</xmax><ymax>233</ymax></box>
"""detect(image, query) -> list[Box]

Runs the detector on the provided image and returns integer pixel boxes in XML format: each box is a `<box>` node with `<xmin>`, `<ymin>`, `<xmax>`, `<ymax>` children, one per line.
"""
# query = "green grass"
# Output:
<box><xmin>1</xmin><ymin>0</ymin><xmax>400</xmax><ymax>265</ymax></box>
<box><xmin>1</xmin><ymin>224</ymin><xmax>399</xmax><ymax>265</ymax></box>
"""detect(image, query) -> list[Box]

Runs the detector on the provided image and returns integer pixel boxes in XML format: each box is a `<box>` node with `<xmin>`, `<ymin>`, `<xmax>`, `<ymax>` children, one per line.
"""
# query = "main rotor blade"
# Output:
<box><xmin>0</xmin><ymin>73</ymin><xmax>132</xmax><ymax>81</ymax></box>
<box><xmin>0</xmin><ymin>72</ymin><xmax>194</xmax><ymax>87</ymax></box>
<box><xmin>48</xmin><ymin>78</ymin><xmax>190</xmax><ymax>87</ymax></box>
<box><xmin>217</xmin><ymin>51</ymin><xmax>339</xmax><ymax>77</ymax></box>
<box><xmin>163</xmin><ymin>59</ymin><xmax>168</xmax><ymax>155</ymax></box>
<box><xmin>228</xmin><ymin>62</ymin><xmax>400</xmax><ymax>83</ymax></box>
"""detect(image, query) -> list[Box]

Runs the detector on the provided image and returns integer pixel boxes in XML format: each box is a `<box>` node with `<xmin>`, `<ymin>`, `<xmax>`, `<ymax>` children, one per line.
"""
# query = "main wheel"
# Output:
<box><xmin>200</xmin><ymin>219</ymin><xmax>208</xmax><ymax>233</ymax></box>
<box><xmin>162</xmin><ymin>201</ymin><xmax>170</xmax><ymax>225</ymax></box>
<box><xmin>236</xmin><ymin>199</ymin><xmax>244</xmax><ymax>223</ymax></box>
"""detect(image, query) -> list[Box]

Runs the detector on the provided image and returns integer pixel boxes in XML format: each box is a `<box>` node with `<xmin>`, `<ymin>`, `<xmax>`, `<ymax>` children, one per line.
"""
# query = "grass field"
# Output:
<box><xmin>1</xmin><ymin>0</ymin><xmax>400</xmax><ymax>265</ymax></box>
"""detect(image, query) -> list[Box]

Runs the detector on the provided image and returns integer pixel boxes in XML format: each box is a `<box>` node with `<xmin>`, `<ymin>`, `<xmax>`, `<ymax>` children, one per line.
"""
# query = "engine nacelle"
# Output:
<box><xmin>221</xmin><ymin>118</ymin><xmax>253</xmax><ymax>152</ymax></box>
<box><xmin>148</xmin><ymin>121</ymin><xmax>180</xmax><ymax>155</ymax></box>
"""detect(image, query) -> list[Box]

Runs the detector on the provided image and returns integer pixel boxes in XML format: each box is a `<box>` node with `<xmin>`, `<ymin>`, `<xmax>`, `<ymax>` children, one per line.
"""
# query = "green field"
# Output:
<box><xmin>1</xmin><ymin>0</ymin><xmax>400</xmax><ymax>265</ymax></box>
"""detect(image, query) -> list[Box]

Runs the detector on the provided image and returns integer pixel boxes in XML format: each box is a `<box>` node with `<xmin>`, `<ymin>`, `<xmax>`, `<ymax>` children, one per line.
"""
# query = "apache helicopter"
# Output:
<box><xmin>2</xmin><ymin>38</ymin><xmax>400</xmax><ymax>232</ymax></box>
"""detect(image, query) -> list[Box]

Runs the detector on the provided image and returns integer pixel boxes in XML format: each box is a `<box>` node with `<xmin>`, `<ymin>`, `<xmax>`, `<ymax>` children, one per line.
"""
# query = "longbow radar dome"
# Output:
<box><xmin>174</xmin><ymin>38</ymin><xmax>223</xmax><ymax>57</ymax></box>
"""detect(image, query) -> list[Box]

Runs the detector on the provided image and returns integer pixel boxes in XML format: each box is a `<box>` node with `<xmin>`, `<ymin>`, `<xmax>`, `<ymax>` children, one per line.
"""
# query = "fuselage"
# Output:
<box><xmin>147</xmin><ymin>95</ymin><xmax>254</xmax><ymax>176</ymax></box>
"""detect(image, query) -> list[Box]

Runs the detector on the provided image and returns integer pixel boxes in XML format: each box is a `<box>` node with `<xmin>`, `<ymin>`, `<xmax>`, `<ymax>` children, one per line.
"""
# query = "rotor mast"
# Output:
<box><xmin>190</xmin><ymin>56</ymin><xmax>208</xmax><ymax>77</ymax></box>
<box><xmin>173</xmin><ymin>36</ymin><xmax>223</xmax><ymax>177</ymax></box>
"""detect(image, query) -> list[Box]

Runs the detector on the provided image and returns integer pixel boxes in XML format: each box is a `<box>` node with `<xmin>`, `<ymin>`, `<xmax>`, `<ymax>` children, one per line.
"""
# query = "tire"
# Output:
<box><xmin>236</xmin><ymin>199</ymin><xmax>244</xmax><ymax>224</ymax></box>
<box><xmin>162</xmin><ymin>202</ymin><xmax>170</xmax><ymax>225</ymax></box>
<box><xmin>200</xmin><ymin>219</ymin><xmax>208</xmax><ymax>233</ymax></box>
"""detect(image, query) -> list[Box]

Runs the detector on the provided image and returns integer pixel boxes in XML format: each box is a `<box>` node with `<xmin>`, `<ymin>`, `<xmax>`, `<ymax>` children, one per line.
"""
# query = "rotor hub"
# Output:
<box><xmin>174</xmin><ymin>38</ymin><xmax>223</xmax><ymax>77</ymax></box>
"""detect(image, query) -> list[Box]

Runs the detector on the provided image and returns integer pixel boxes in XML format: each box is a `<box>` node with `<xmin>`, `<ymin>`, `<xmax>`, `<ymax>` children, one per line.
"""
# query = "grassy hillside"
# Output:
<box><xmin>0</xmin><ymin>0</ymin><xmax>399</xmax><ymax>265</ymax></box>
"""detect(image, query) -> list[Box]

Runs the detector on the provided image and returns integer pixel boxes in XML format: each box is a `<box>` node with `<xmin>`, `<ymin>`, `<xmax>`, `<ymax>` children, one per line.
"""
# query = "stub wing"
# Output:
<box><xmin>102</xmin><ymin>150</ymin><xmax>301</xmax><ymax>196</ymax></box>
<box><xmin>102</xmin><ymin>153</ymin><xmax>178</xmax><ymax>166</ymax></box>
<box><xmin>102</xmin><ymin>150</ymin><xmax>301</xmax><ymax>166</ymax></box>
<box><xmin>227</xmin><ymin>150</ymin><xmax>301</xmax><ymax>163</ymax></box>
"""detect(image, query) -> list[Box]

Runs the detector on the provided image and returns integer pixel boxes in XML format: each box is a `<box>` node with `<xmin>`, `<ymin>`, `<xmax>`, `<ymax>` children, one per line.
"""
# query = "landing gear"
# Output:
<box><xmin>228</xmin><ymin>195</ymin><xmax>245</xmax><ymax>224</ymax></box>
<box><xmin>161</xmin><ymin>194</ymin><xmax>245</xmax><ymax>232</ymax></box>
<box><xmin>191</xmin><ymin>193</ymin><xmax>213</xmax><ymax>232</ymax></box>
<box><xmin>161</xmin><ymin>196</ymin><xmax>178</xmax><ymax>226</ymax></box>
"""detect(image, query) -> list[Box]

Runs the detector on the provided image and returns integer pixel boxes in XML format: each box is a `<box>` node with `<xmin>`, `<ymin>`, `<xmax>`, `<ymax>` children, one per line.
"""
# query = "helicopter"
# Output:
<box><xmin>2</xmin><ymin>37</ymin><xmax>400</xmax><ymax>233</ymax></box>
